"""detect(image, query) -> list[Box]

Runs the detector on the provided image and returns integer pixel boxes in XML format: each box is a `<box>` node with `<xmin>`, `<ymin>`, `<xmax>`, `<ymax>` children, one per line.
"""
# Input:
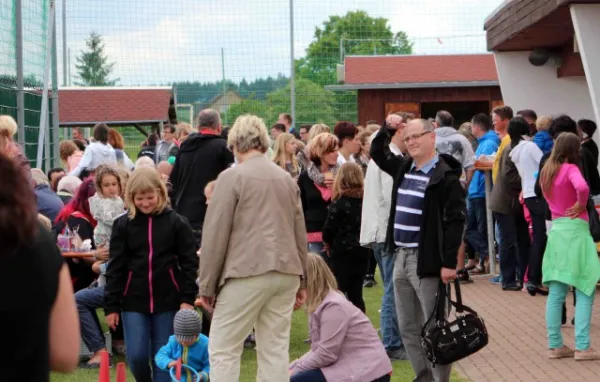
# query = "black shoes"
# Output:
<box><xmin>502</xmin><ymin>284</ymin><xmax>522</xmax><ymax>291</ymax></box>
<box><xmin>363</xmin><ymin>275</ymin><xmax>377</xmax><ymax>288</ymax></box>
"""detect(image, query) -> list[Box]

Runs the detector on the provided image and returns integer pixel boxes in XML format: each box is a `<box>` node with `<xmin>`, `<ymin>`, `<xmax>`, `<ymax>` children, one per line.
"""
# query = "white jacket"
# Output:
<box><xmin>69</xmin><ymin>142</ymin><xmax>117</xmax><ymax>177</ymax></box>
<box><xmin>360</xmin><ymin>143</ymin><xmax>402</xmax><ymax>247</ymax></box>
<box><xmin>509</xmin><ymin>138</ymin><xmax>543</xmax><ymax>198</ymax></box>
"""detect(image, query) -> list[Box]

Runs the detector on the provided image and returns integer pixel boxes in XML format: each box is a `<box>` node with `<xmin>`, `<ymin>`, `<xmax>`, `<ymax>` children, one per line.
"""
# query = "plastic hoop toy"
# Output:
<box><xmin>169</xmin><ymin>364</ymin><xmax>201</xmax><ymax>382</ymax></box>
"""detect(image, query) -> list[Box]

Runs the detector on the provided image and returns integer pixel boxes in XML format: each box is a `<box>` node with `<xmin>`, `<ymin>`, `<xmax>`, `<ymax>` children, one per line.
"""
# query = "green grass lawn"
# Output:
<box><xmin>51</xmin><ymin>276</ymin><xmax>466</xmax><ymax>381</ymax></box>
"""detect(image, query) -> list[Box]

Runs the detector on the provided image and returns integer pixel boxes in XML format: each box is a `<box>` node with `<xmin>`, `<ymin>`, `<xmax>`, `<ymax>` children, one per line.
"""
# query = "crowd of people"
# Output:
<box><xmin>0</xmin><ymin>102</ymin><xmax>599</xmax><ymax>382</ymax></box>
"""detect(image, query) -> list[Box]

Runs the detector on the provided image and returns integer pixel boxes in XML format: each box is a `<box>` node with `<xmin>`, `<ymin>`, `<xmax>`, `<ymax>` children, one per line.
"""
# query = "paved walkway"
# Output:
<box><xmin>454</xmin><ymin>278</ymin><xmax>600</xmax><ymax>381</ymax></box>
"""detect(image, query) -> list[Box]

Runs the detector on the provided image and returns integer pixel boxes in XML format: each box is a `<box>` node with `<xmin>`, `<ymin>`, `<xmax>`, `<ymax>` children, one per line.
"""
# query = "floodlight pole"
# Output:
<box><xmin>62</xmin><ymin>0</ymin><xmax>67</xmax><ymax>86</ymax></box>
<box><xmin>289</xmin><ymin>0</ymin><xmax>295</xmax><ymax>128</ymax></box>
<box><xmin>37</xmin><ymin>0</ymin><xmax>56</xmax><ymax>169</ymax></box>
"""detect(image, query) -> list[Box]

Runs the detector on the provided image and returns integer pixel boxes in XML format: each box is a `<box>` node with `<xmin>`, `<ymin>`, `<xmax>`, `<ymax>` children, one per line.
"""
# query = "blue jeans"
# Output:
<box><xmin>308</xmin><ymin>241</ymin><xmax>328</xmax><ymax>265</ymax></box>
<box><xmin>76</xmin><ymin>285</ymin><xmax>107</xmax><ymax>353</ymax></box>
<box><xmin>465</xmin><ymin>198</ymin><xmax>488</xmax><ymax>260</ymax></box>
<box><xmin>122</xmin><ymin>311</ymin><xmax>176</xmax><ymax>382</ymax></box>
<box><xmin>373</xmin><ymin>243</ymin><xmax>403</xmax><ymax>351</ymax></box>
<box><xmin>546</xmin><ymin>281</ymin><xmax>596</xmax><ymax>350</ymax></box>
<box><xmin>291</xmin><ymin>369</ymin><xmax>391</xmax><ymax>382</ymax></box>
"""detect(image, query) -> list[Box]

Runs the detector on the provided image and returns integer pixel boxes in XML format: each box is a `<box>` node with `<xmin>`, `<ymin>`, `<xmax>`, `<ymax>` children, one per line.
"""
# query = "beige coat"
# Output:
<box><xmin>198</xmin><ymin>154</ymin><xmax>308</xmax><ymax>296</ymax></box>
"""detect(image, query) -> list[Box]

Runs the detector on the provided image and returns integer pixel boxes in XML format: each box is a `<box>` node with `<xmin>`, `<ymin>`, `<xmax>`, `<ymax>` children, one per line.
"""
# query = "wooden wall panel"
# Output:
<box><xmin>357</xmin><ymin>86</ymin><xmax>503</xmax><ymax>125</ymax></box>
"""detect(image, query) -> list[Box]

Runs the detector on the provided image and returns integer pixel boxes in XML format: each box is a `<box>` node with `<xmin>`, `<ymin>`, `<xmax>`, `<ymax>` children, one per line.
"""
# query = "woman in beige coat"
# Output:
<box><xmin>197</xmin><ymin>114</ymin><xmax>309</xmax><ymax>382</ymax></box>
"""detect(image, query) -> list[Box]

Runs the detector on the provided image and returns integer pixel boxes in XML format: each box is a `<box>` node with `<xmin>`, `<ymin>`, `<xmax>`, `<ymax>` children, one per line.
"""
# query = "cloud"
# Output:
<box><xmin>56</xmin><ymin>0</ymin><xmax>503</xmax><ymax>85</ymax></box>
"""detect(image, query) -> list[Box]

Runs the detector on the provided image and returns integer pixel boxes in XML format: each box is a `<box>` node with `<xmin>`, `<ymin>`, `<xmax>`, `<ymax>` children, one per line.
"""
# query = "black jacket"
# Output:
<box><xmin>370</xmin><ymin>127</ymin><xmax>466</xmax><ymax>278</ymax></box>
<box><xmin>323</xmin><ymin>193</ymin><xmax>363</xmax><ymax>254</ymax></box>
<box><xmin>169</xmin><ymin>133</ymin><xmax>234</xmax><ymax>240</ymax></box>
<box><xmin>104</xmin><ymin>209</ymin><xmax>199</xmax><ymax>315</ymax></box>
<box><xmin>298</xmin><ymin>170</ymin><xmax>331</xmax><ymax>234</ymax></box>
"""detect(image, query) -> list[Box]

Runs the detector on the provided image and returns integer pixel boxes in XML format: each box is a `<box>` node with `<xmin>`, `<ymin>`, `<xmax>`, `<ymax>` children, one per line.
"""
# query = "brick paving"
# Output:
<box><xmin>454</xmin><ymin>278</ymin><xmax>600</xmax><ymax>381</ymax></box>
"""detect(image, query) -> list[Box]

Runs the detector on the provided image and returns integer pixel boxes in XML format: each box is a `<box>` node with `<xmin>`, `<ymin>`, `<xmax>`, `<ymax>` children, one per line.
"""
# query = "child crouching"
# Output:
<box><xmin>156</xmin><ymin>309</ymin><xmax>210</xmax><ymax>381</ymax></box>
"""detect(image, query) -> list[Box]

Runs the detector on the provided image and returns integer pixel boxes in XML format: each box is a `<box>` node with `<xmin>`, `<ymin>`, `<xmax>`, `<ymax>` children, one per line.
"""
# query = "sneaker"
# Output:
<box><xmin>490</xmin><ymin>275</ymin><xmax>502</xmax><ymax>284</ymax></box>
<box><xmin>575</xmin><ymin>349</ymin><xmax>600</xmax><ymax>361</ymax></box>
<box><xmin>548</xmin><ymin>346</ymin><xmax>575</xmax><ymax>359</ymax></box>
<box><xmin>387</xmin><ymin>347</ymin><xmax>409</xmax><ymax>361</ymax></box>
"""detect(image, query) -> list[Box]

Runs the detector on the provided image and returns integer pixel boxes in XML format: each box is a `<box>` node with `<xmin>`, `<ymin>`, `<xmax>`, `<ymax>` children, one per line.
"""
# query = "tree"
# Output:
<box><xmin>75</xmin><ymin>32</ymin><xmax>119</xmax><ymax>86</ymax></box>
<box><xmin>296</xmin><ymin>10</ymin><xmax>413</xmax><ymax>87</ymax></box>
<box><xmin>223</xmin><ymin>96</ymin><xmax>271</xmax><ymax>126</ymax></box>
<box><xmin>268</xmin><ymin>78</ymin><xmax>336</xmax><ymax>127</ymax></box>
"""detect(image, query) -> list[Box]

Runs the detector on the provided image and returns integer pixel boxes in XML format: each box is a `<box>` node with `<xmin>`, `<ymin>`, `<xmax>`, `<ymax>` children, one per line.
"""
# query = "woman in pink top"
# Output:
<box><xmin>540</xmin><ymin>132</ymin><xmax>600</xmax><ymax>361</ymax></box>
<box><xmin>289</xmin><ymin>253</ymin><xmax>392</xmax><ymax>382</ymax></box>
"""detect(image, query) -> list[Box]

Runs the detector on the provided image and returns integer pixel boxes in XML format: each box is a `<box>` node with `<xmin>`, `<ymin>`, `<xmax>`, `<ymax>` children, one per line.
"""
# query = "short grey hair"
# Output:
<box><xmin>228</xmin><ymin>114</ymin><xmax>271</xmax><ymax>154</ymax></box>
<box><xmin>57</xmin><ymin>175</ymin><xmax>82</xmax><ymax>194</ymax></box>
<box><xmin>197</xmin><ymin>109</ymin><xmax>221</xmax><ymax>129</ymax></box>
<box><xmin>435</xmin><ymin>110</ymin><xmax>454</xmax><ymax>128</ymax></box>
<box><xmin>412</xmin><ymin>118</ymin><xmax>435</xmax><ymax>132</ymax></box>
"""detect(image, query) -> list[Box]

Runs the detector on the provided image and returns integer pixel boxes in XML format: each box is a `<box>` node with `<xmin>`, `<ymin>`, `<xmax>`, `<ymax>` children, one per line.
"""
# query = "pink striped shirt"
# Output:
<box><xmin>543</xmin><ymin>163</ymin><xmax>590</xmax><ymax>221</ymax></box>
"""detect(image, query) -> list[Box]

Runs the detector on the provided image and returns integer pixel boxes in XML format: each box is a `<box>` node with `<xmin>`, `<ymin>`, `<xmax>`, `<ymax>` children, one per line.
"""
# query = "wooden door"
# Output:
<box><xmin>490</xmin><ymin>100</ymin><xmax>504</xmax><ymax>113</ymax></box>
<box><xmin>385</xmin><ymin>102</ymin><xmax>420</xmax><ymax>118</ymax></box>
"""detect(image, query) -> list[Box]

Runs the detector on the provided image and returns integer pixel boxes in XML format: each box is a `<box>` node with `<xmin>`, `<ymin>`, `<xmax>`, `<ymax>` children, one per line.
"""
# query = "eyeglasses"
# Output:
<box><xmin>403</xmin><ymin>131</ymin><xmax>432</xmax><ymax>145</ymax></box>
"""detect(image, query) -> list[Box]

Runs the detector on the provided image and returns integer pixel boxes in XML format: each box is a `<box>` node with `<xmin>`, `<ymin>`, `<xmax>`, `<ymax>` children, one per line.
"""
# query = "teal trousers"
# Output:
<box><xmin>546</xmin><ymin>281</ymin><xmax>595</xmax><ymax>350</ymax></box>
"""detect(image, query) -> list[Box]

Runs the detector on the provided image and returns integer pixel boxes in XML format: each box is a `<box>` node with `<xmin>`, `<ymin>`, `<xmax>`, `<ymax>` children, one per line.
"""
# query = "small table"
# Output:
<box><xmin>474</xmin><ymin>165</ymin><xmax>496</xmax><ymax>275</ymax></box>
<box><xmin>62</xmin><ymin>251</ymin><xmax>95</xmax><ymax>259</ymax></box>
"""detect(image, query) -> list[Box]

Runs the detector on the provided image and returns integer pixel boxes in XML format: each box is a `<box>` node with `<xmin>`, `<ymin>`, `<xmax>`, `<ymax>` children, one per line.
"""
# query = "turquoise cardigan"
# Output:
<box><xmin>542</xmin><ymin>218</ymin><xmax>600</xmax><ymax>296</ymax></box>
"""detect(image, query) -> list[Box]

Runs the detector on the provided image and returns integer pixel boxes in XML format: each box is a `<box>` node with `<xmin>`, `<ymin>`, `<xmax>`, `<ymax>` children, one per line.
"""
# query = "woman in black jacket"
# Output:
<box><xmin>298</xmin><ymin>132</ymin><xmax>340</xmax><ymax>263</ymax></box>
<box><xmin>104</xmin><ymin>168</ymin><xmax>198</xmax><ymax>382</ymax></box>
<box><xmin>323</xmin><ymin>162</ymin><xmax>369</xmax><ymax>312</ymax></box>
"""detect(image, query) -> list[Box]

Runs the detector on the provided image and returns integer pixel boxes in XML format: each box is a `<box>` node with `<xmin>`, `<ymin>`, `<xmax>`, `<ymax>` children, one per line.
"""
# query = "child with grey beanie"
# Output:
<box><xmin>155</xmin><ymin>309</ymin><xmax>210</xmax><ymax>381</ymax></box>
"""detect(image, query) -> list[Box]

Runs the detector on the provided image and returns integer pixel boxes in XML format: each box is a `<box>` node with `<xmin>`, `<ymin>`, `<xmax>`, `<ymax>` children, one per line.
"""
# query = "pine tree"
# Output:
<box><xmin>75</xmin><ymin>32</ymin><xmax>119</xmax><ymax>86</ymax></box>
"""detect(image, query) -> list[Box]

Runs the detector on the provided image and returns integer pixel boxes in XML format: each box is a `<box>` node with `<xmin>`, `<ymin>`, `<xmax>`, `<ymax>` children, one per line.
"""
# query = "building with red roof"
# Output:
<box><xmin>327</xmin><ymin>54</ymin><xmax>503</xmax><ymax>126</ymax></box>
<box><xmin>58</xmin><ymin>87</ymin><xmax>176</xmax><ymax>132</ymax></box>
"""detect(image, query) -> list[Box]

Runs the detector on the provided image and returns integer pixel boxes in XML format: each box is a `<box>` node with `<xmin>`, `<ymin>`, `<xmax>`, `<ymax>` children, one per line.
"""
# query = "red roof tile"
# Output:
<box><xmin>58</xmin><ymin>87</ymin><xmax>173</xmax><ymax>125</ymax></box>
<box><xmin>345</xmin><ymin>54</ymin><xmax>498</xmax><ymax>85</ymax></box>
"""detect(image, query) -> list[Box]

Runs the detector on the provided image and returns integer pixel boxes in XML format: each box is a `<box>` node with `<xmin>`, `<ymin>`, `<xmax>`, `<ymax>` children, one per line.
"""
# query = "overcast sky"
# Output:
<box><xmin>54</xmin><ymin>0</ymin><xmax>504</xmax><ymax>86</ymax></box>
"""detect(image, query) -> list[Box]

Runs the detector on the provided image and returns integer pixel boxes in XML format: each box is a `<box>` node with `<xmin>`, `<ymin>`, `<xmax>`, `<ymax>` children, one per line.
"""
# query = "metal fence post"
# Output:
<box><xmin>15</xmin><ymin>0</ymin><xmax>25</xmax><ymax>147</ymax></box>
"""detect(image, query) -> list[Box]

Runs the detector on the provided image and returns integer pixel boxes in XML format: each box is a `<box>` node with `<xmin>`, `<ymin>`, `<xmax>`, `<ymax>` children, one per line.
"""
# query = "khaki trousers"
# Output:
<box><xmin>208</xmin><ymin>271</ymin><xmax>300</xmax><ymax>382</ymax></box>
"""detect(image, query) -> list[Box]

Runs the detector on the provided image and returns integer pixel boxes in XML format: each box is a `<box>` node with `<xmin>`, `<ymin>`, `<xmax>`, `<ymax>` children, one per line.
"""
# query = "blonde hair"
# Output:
<box><xmin>38</xmin><ymin>213</ymin><xmax>52</xmax><ymax>231</ymax></box>
<box><xmin>94</xmin><ymin>164</ymin><xmax>123</xmax><ymax>196</ymax></box>
<box><xmin>228</xmin><ymin>114</ymin><xmax>270</xmax><ymax>154</ymax></box>
<box><xmin>308</xmin><ymin>124</ymin><xmax>330</xmax><ymax>142</ymax></box>
<box><xmin>272</xmin><ymin>133</ymin><xmax>299</xmax><ymax>173</ymax></box>
<box><xmin>176</xmin><ymin>123</ymin><xmax>194</xmax><ymax>141</ymax></box>
<box><xmin>135</xmin><ymin>156</ymin><xmax>155</xmax><ymax>169</ymax></box>
<box><xmin>536</xmin><ymin>116</ymin><xmax>552</xmax><ymax>132</ymax></box>
<box><xmin>306</xmin><ymin>252</ymin><xmax>339</xmax><ymax>314</ymax></box>
<box><xmin>31</xmin><ymin>168</ymin><xmax>50</xmax><ymax>187</ymax></box>
<box><xmin>125</xmin><ymin>167</ymin><xmax>169</xmax><ymax>219</ymax></box>
<box><xmin>366</xmin><ymin>124</ymin><xmax>380</xmax><ymax>134</ymax></box>
<box><xmin>332</xmin><ymin>162</ymin><xmax>364</xmax><ymax>200</ymax></box>
<box><xmin>309</xmin><ymin>133</ymin><xmax>339</xmax><ymax>166</ymax></box>
<box><xmin>0</xmin><ymin>115</ymin><xmax>18</xmax><ymax>138</ymax></box>
<box><xmin>117</xmin><ymin>168</ymin><xmax>131</xmax><ymax>197</ymax></box>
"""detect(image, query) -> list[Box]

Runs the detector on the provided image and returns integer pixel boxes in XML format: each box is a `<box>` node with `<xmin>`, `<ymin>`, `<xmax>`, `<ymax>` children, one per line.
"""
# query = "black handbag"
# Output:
<box><xmin>586</xmin><ymin>198</ymin><xmax>600</xmax><ymax>242</ymax></box>
<box><xmin>420</xmin><ymin>277</ymin><xmax>488</xmax><ymax>366</ymax></box>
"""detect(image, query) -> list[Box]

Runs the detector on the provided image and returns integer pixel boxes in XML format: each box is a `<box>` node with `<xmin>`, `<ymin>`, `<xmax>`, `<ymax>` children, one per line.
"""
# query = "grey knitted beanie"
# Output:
<box><xmin>173</xmin><ymin>309</ymin><xmax>201</xmax><ymax>342</ymax></box>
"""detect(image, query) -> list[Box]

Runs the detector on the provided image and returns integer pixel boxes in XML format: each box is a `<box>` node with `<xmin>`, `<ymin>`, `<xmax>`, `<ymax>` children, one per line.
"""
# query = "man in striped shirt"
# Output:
<box><xmin>371</xmin><ymin>117</ymin><xmax>466</xmax><ymax>382</ymax></box>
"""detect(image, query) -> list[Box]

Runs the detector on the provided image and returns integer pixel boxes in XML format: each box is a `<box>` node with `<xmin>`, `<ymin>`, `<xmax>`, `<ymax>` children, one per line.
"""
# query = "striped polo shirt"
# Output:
<box><xmin>394</xmin><ymin>155</ymin><xmax>439</xmax><ymax>248</ymax></box>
